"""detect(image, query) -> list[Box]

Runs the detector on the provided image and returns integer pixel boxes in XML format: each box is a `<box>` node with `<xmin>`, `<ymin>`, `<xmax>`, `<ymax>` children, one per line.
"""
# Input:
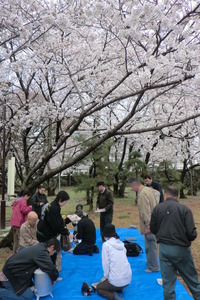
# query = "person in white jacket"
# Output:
<box><xmin>96</xmin><ymin>224</ymin><xmax>132</xmax><ymax>300</ymax></box>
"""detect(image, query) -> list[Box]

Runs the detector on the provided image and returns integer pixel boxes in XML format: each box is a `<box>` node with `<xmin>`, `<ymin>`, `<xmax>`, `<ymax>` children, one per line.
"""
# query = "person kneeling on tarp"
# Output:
<box><xmin>96</xmin><ymin>224</ymin><xmax>132</xmax><ymax>300</ymax></box>
<box><xmin>73</xmin><ymin>211</ymin><xmax>99</xmax><ymax>256</ymax></box>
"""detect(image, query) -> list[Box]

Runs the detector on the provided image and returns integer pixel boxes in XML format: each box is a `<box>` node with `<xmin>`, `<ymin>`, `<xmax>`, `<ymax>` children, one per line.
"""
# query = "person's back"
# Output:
<box><xmin>103</xmin><ymin>237</ymin><xmax>132</xmax><ymax>286</ymax></box>
<box><xmin>76</xmin><ymin>216</ymin><xmax>96</xmax><ymax>245</ymax></box>
<box><xmin>97</xmin><ymin>224</ymin><xmax>132</xmax><ymax>300</ymax></box>
<box><xmin>150</xmin><ymin>196</ymin><xmax>197</xmax><ymax>247</ymax></box>
<box><xmin>150</xmin><ymin>186</ymin><xmax>200</xmax><ymax>300</ymax></box>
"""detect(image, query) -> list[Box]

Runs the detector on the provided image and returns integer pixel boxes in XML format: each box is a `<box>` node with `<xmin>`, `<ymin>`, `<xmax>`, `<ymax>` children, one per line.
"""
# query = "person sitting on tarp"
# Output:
<box><xmin>96</xmin><ymin>224</ymin><xmax>132</xmax><ymax>300</ymax></box>
<box><xmin>72</xmin><ymin>211</ymin><xmax>99</xmax><ymax>256</ymax></box>
<box><xmin>65</xmin><ymin>204</ymin><xmax>88</xmax><ymax>236</ymax></box>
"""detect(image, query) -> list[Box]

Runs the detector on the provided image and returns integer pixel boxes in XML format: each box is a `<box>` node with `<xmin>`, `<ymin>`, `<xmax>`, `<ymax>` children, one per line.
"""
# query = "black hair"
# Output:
<box><xmin>55</xmin><ymin>190</ymin><xmax>70</xmax><ymax>203</ymax></box>
<box><xmin>96</xmin><ymin>181</ymin><xmax>105</xmax><ymax>187</ymax></box>
<box><xmin>21</xmin><ymin>190</ymin><xmax>31</xmax><ymax>197</ymax></box>
<box><xmin>164</xmin><ymin>186</ymin><xmax>179</xmax><ymax>198</ymax></box>
<box><xmin>38</xmin><ymin>184</ymin><xmax>45</xmax><ymax>189</ymax></box>
<box><xmin>76</xmin><ymin>204</ymin><xmax>83</xmax><ymax>210</ymax></box>
<box><xmin>46</xmin><ymin>237</ymin><xmax>60</xmax><ymax>252</ymax></box>
<box><xmin>143</xmin><ymin>175</ymin><xmax>152</xmax><ymax>180</ymax></box>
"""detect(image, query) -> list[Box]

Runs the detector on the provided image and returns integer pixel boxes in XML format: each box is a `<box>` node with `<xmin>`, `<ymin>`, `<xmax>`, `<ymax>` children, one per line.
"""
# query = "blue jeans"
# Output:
<box><xmin>0</xmin><ymin>281</ymin><xmax>34</xmax><ymax>300</ymax></box>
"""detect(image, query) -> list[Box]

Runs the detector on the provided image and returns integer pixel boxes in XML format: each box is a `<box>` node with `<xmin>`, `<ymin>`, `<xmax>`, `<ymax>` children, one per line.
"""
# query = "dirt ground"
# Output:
<box><xmin>1</xmin><ymin>195</ymin><xmax>200</xmax><ymax>295</ymax></box>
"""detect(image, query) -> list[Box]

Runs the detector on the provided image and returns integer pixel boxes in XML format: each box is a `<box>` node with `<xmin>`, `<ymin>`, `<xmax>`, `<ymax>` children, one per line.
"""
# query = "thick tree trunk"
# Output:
<box><xmin>0</xmin><ymin>227</ymin><xmax>13</xmax><ymax>249</ymax></box>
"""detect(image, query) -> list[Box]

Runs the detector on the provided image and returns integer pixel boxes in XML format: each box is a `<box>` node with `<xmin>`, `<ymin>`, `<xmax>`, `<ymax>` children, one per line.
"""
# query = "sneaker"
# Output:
<box><xmin>113</xmin><ymin>292</ymin><xmax>124</xmax><ymax>300</ymax></box>
<box><xmin>56</xmin><ymin>277</ymin><xmax>63</xmax><ymax>281</ymax></box>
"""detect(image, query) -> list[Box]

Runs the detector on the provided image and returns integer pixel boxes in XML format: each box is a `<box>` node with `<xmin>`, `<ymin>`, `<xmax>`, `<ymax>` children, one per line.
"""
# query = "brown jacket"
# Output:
<box><xmin>137</xmin><ymin>186</ymin><xmax>157</xmax><ymax>235</ymax></box>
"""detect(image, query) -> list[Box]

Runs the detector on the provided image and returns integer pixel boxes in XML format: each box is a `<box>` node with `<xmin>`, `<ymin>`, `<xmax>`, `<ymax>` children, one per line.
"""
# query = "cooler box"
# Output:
<box><xmin>34</xmin><ymin>268</ymin><xmax>53</xmax><ymax>300</ymax></box>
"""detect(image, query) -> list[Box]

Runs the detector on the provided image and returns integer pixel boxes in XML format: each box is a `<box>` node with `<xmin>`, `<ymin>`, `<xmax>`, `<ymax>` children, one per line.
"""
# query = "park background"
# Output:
<box><xmin>0</xmin><ymin>1</ymin><xmax>200</xmax><ymax>297</ymax></box>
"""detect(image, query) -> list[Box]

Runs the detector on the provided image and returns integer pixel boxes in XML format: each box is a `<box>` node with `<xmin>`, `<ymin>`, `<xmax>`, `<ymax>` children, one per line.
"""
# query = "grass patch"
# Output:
<box><xmin>119</xmin><ymin>215</ymin><xmax>130</xmax><ymax>219</ymax></box>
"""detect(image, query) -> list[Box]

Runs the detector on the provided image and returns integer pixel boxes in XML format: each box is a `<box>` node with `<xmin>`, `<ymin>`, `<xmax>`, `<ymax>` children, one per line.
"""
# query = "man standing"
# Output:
<box><xmin>0</xmin><ymin>238</ymin><xmax>59</xmax><ymax>300</ymax></box>
<box><xmin>150</xmin><ymin>186</ymin><xmax>200</xmax><ymax>300</ymax></box>
<box><xmin>130</xmin><ymin>178</ymin><xmax>159</xmax><ymax>273</ymax></box>
<box><xmin>19</xmin><ymin>211</ymin><xmax>39</xmax><ymax>250</ymax></box>
<box><xmin>143</xmin><ymin>175</ymin><xmax>164</xmax><ymax>203</ymax></box>
<box><xmin>96</xmin><ymin>182</ymin><xmax>114</xmax><ymax>241</ymax></box>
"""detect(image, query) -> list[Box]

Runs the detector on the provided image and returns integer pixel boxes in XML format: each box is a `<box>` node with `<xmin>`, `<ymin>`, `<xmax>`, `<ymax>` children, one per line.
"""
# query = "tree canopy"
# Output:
<box><xmin>0</xmin><ymin>0</ymin><xmax>200</xmax><ymax>191</ymax></box>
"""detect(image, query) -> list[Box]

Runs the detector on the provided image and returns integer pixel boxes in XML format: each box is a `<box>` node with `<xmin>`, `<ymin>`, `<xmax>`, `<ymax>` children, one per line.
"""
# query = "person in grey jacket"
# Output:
<box><xmin>150</xmin><ymin>186</ymin><xmax>200</xmax><ymax>300</ymax></box>
<box><xmin>0</xmin><ymin>238</ymin><xmax>59</xmax><ymax>300</ymax></box>
<box><xmin>97</xmin><ymin>224</ymin><xmax>132</xmax><ymax>300</ymax></box>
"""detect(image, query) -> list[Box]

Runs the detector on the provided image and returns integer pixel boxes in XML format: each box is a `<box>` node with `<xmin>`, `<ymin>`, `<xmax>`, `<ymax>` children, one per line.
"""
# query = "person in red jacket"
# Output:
<box><xmin>10</xmin><ymin>190</ymin><xmax>32</xmax><ymax>253</ymax></box>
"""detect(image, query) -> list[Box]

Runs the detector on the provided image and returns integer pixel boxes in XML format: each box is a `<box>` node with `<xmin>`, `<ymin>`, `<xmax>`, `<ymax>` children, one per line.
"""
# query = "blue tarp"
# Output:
<box><xmin>34</xmin><ymin>228</ymin><xmax>192</xmax><ymax>300</ymax></box>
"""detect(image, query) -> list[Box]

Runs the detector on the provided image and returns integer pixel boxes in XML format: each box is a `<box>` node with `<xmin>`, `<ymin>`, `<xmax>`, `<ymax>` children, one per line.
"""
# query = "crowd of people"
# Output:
<box><xmin>0</xmin><ymin>178</ymin><xmax>200</xmax><ymax>300</ymax></box>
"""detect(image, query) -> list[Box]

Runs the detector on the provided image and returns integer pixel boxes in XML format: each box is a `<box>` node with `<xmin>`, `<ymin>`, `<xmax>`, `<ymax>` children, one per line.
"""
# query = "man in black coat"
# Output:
<box><xmin>150</xmin><ymin>186</ymin><xmax>200</xmax><ymax>300</ymax></box>
<box><xmin>144</xmin><ymin>175</ymin><xmax>164</xmax><ymax>203</ymax></box>
<box><xmin>96</xmin><ymin>181</ymin><xmax>114</xmax><ymax>241</ymax></box>
<box><xmin>0</xmin><ymin>238</ymin><xmax>59</xmax><ymax>300</ymax></box>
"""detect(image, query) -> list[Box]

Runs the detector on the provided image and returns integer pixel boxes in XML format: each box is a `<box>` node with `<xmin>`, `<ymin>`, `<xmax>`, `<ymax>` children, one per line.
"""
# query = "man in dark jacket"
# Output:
<box><xmin>37</xmin><ymin>190</ymin><xmax>73</xmax><ymax>266</ymax></box>
<box><xmin>73</xmin><ymin>213</ymin><xmax>98</xmax><ymax>256</ymax></box>
<box><xmin>96</xmin><ymin>181</ymin><xmax>114</xmax><ymax>241</ymax></box>
<box><xmin>144</xmin><ymin>175</ymin><xmax>164</xmax><ymax>203</ymax></box>
<box><xmin>150</xmin><ymin>186</ymin><xmax>200</xmax><ymax>300</ymax></box>
<box><xmin>31</xmin><ymin>184</ymin><xmax>48</xmax><ymax>219</ymax></box>
<box><xmin>0</xmin><ymin>238</ymin><xmax>59</xmax><ymax>300</ymax></box>
<box><xmin>37</xmin><ymin>190</ymin><xmax>71</xmax><ymax>241</ymax></box>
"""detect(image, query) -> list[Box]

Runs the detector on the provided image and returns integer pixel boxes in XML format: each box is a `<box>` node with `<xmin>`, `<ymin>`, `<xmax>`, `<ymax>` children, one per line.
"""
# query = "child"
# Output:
<box><xmin>97</xmin><ymin>224</ymin><xmax>132</xmax><ymax>300</ymax></box>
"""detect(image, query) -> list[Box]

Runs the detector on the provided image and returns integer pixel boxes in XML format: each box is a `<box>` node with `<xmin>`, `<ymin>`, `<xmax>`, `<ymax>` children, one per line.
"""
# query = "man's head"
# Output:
<box><xmin>38</xmin><ymin>184</ymin><xmax>46</xmax><ymax>195</ymax></box>
<box><xmin>75</xmin><ymin>204</ymin><xmax>84</xmax><ymax>217</ymax></box>
<box><xmin>143</xmin><ymin>175</ymin><xmax>153</xmax><ymax>186</ymax></box>
<box><xmin>164</xmin><ymin>186</ymin><xmax>179</xmax><ymax>200</ymax></box>
<box><xmin>130</xmin><ymin>178</ymin><xmax>142</xmax><ymax>192</ymax></box>
<box><xmin>55</xmin><ymin>190</ymin><xmax>70</xmax><ymax>207</ymax></box>
<box><xmin>46</xmin><ymin>238</ymin><xmax>60</xmax><ymax>256</ymax></box>
<box><xmin>27</xmin><ymin>211</ymin><xmax>38</xmax><ymax>227</ymax></box>
<box><xmin>96</xmin><ymin>181</ymin><xmax>105</xmax><ymax>192</ymax></box>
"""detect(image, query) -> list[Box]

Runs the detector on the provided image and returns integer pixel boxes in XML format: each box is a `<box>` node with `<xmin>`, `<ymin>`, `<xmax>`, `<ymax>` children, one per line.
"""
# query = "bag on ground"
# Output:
<box><xmin>123</xmin><ymin>240</ymin><xmax>143</xmax><ymax>257</ymax></box>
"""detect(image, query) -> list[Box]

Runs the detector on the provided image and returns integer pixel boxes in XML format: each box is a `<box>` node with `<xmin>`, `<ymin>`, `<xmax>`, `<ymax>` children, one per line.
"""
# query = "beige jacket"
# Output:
<box><xmin>19</xmin><ymin>220</ymin><xmax>39</xmax><ymax>248</ymax></box>
<box><xmin>137</xmin><ymin>186</ymin><xmax>157</xmax><ymax>235</ymax></box>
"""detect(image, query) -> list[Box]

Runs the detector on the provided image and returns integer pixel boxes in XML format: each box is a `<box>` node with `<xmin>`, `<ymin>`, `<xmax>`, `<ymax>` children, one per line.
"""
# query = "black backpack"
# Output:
<box><xmin>123</xmin><ymin>240</ymin><xmax>143</xmax><ymax>257</ymax></box>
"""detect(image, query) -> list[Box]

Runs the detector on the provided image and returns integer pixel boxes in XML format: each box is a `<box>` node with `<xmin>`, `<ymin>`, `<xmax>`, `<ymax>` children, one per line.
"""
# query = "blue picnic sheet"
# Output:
<box><xmin>34</xmin><ymin>228</ymin><xmax>192</xmax><ymax>300</ymax></box>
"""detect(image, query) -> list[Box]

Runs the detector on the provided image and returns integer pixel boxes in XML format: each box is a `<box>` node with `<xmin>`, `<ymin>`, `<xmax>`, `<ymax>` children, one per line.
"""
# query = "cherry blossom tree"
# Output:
<box><xmin>0</xmin><ymin>0</ymin><xmax>200</xmax><ymax>192</ymax></box>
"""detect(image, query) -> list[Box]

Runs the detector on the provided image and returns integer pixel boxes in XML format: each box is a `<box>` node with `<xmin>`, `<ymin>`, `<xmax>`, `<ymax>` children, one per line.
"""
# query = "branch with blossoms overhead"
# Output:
<box><xmin>0</xmin><ymin>0</ymin><xmax>199</xmax><ymax>191</ymax></box>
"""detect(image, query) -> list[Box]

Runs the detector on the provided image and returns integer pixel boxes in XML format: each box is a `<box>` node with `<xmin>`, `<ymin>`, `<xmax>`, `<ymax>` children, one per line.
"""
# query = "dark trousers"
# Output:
<box><xmin>159</xmin><ymin>243</ymin><xmax>200</xmax><ymax>300</ymax></box>
<box><xmin>100</xmin><ymin>212</ymin><xmax>113</xmax><ymax>240</ymax></box>
<box><xmin>73</xmin><ymin>241</ymin><xmax>94</xmax><ymax>255</ymax></box>
<box><xmin>97</xmin><ymin>279</ymin><xmax>126</xmax><ymax>300</ymax></box>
